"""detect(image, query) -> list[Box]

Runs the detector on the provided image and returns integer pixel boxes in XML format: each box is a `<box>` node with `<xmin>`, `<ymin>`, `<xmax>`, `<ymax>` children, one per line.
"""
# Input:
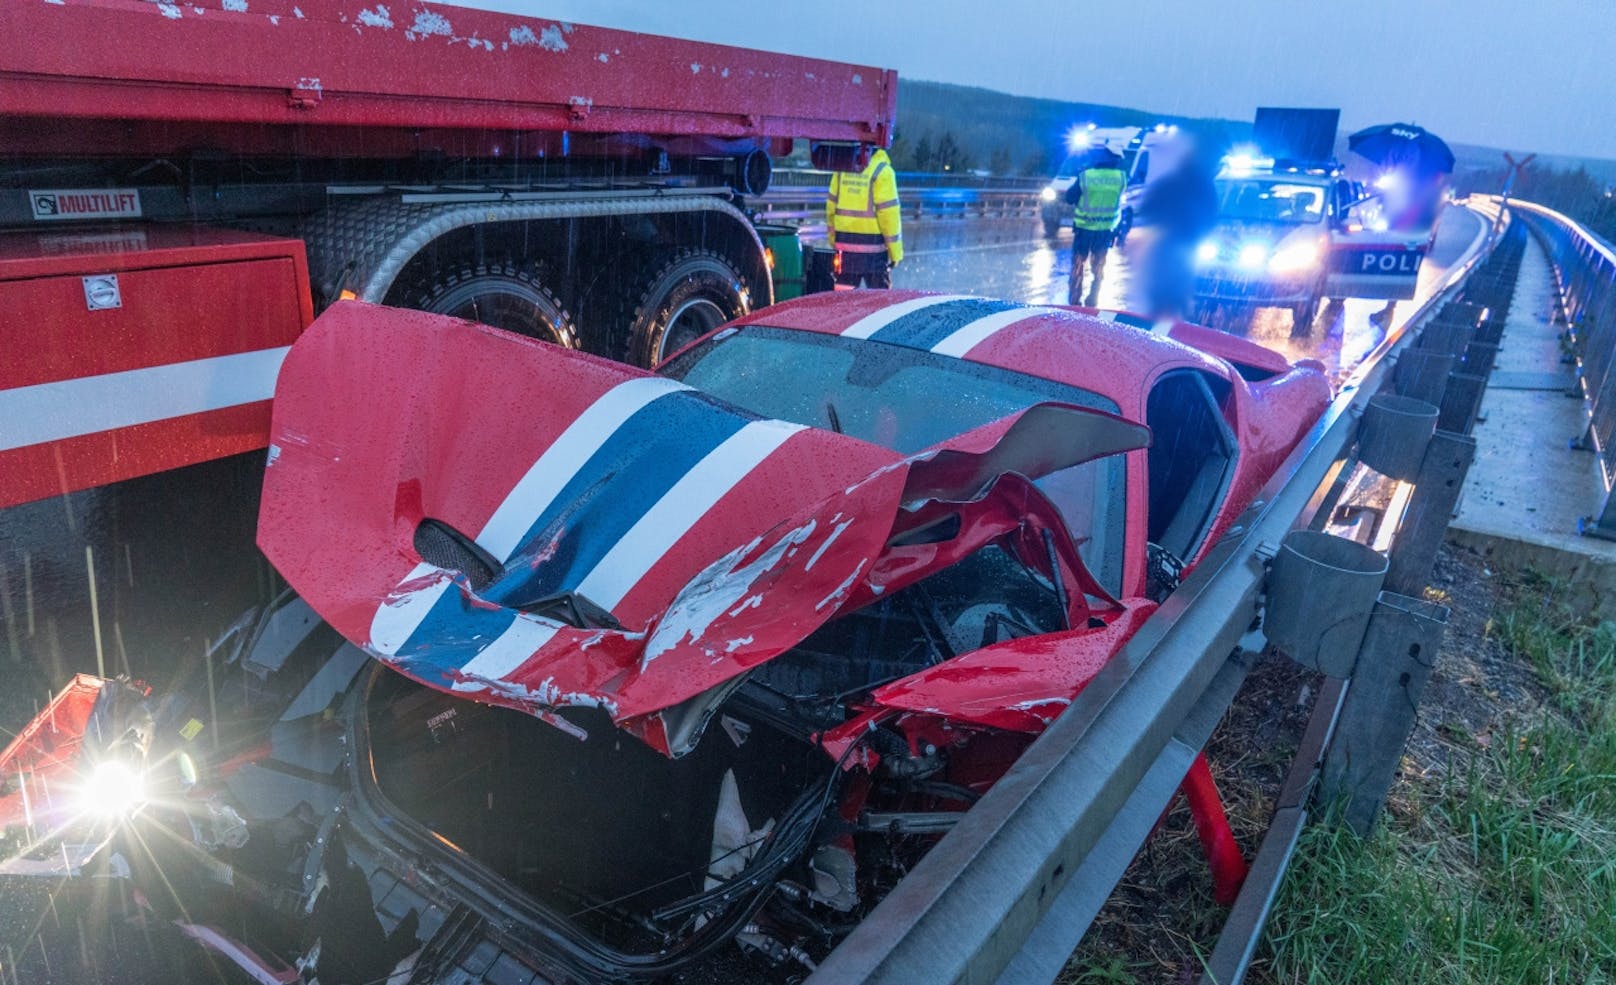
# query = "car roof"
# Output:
<box><xmin>725</xmin><ymin>292</ymin><xmax>1230</xmax><ymax>413</ymax></box>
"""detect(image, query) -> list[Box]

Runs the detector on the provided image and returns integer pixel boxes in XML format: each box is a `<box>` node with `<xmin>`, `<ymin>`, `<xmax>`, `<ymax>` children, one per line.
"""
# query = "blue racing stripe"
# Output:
<box><xmin>864</xmin><ymin>298</ymin><xmax>1026</xmax><ymax>351</ymax></box>
<box><xmin>480</xmin><ymin>389</ymin><xmax>755</xmax><ymax>607</ymax></box>
<box><xmin>393</xmin><ymin>581</ymin><xmax>519</xmax><ymax>673</ymax></box>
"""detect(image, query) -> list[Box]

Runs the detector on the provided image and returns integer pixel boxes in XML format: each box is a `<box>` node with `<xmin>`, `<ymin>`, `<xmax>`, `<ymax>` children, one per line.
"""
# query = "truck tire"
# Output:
<box><xmin>627</xmin><ymin>250</ymin><xmax>751</xmax><ymax>367</ymax></box>
<box><xmin>409</xmin><ymin>260</ymin><xmax>576</xmax><ymax>347</ymax></box>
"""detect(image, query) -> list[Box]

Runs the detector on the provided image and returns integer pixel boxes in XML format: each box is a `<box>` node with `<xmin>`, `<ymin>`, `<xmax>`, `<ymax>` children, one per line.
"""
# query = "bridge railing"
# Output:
<box><xmin>756</xmin><ymin>171</ymin><xmax>1051</xmax><ymax>224</ymax></box>
<box><xmin>1506</xmin><ymin>199</ymin><xmax>1616</xmax><ymax>538</ymax></box>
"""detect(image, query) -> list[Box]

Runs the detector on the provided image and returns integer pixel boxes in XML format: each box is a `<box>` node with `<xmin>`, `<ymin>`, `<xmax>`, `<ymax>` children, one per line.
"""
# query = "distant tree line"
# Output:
<box><xmin>889</xmin><ymin>131</ymin><xmax>1035</xmax><ymax>176</ymax></box>
<box><xmin>1455</xmin><ymin>163</ymin><xmax>1616</xmax><ymax>242</ymax></box>
<box><xmin>885</xmin><ymin>79</ymin><xmax>1249</xmax><ymax>178</ymax></box>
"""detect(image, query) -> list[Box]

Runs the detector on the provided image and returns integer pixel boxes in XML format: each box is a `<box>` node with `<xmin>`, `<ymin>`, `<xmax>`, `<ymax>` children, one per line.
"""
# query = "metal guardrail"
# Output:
<box><xmin>806</xmin><ymin>207</ymin><xmax>1501</xmax><ymax>985</ymax></box>
<box><xmin>755</xmin><ymin>183</ymin><xmax>1048</xmax><ymax>225</ymax></box>
<box><xmin>1505</xmin><ymin>199</ymin><xmax>1616</xmax><ymax>538</ymax></box>
<box><xmin>770</xmin><ymin>167</ymin><xmax>1048</xmax><ymax>191</ymax></box>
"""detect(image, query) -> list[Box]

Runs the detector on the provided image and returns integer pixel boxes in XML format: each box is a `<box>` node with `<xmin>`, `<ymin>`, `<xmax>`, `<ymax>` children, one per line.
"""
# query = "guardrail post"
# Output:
<box><xmin>1384</xmin><ymin>430</ymin><xmax>1477</xmax><ymax>595</ymax></box>
<box><xmin>1393</xmin><ymin>350</ymin><xmax>1454</xmax><ymax>406</ymax></box>
<box><xmin>1436</xmin><ymin>373</ymin><xmax>1487</xmax><ymax>434</ymax></box>
<box><xmin>1318</xmin><ymin>592</ymin><xmax>1449</xmax><ymax>835</ymax></box>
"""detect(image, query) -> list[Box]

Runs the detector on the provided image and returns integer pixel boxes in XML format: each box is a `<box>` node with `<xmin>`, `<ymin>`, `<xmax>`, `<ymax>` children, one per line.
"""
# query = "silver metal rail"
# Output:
<box><xmin>807</xmin><ymin>206</ymin><xmax>1500</xmax><ymax>985</ymax></box>
<box><xmin>755</xmin><ymin>184</ymin><xmax>1048</xmax><ymax>224</ymax></box>
<box><xmin>1504</xmin><ymin>199</ymin><xmax>1616</xmax><ymax>538</ymax></box>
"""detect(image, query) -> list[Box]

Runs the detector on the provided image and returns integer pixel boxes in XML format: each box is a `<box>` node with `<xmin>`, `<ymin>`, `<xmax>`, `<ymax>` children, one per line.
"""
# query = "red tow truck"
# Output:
<box><xmin>0</xmin><ymin>7</ymin><xmax>890</xmax><ymax>977</ymax></box>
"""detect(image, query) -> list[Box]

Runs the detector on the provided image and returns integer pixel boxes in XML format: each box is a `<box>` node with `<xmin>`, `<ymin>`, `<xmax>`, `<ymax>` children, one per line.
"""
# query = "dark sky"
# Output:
<box><xmin>457</xmin><ymin>0</ymin><xmax>1616</xmax><ymax>161</ymax></box>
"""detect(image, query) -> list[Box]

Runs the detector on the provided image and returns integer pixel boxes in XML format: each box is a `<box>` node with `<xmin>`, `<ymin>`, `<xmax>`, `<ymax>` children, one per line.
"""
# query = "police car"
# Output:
<box><xmin>1192</xmin><ymin>154</ymin><xmax>1431</xmax><ymax>329</ymax></box>
<box><xmin>1040</xmin><ymin>125</ymin><xmax>1181</xmax><ymax>239</ymax></box>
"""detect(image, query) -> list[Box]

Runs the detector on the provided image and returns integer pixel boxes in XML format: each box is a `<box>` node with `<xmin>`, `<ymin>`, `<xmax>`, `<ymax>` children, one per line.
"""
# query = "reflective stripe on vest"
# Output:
<box><xmin>1073</xmin><ymin>168</ymin><xmax>1126</xmax><ymax>230</ymax></box>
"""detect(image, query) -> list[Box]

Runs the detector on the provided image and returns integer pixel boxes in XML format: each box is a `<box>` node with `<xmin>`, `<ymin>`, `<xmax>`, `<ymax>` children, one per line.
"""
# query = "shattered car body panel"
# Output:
<box><xmin>866</xmin><ymin>600</ymin><xmax>1158</xmax><ymax>733</ymax></box>
<box><xmin>260</xmin><ymin>302</ymin><xmax>1151</xmax><ymax>755</ymax></box>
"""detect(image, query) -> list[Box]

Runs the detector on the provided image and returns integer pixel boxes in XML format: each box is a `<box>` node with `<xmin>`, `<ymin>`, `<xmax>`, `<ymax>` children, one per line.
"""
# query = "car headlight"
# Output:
<box><xmin>78</xmin><ymin>759</ymin><xmax>146</xmax><ymax>819</ymax></box>
<box><xmin>1195</xmin><ymin>239</ymin><xmax>1220</xmax><ymax>265</ymax></box>
<box><xmin>1237</xmin><ymin>242</ymin><xmax>1270</xmax><ymax>270</ymax></box>
<box><xmin>1040</xmin><ymin>186</ymin><xmax>1058</xmax><ymax>203</ymax></box>
<box><xmin>1268</xmin><ymin>240</ymin><xmax>1323</xmax><ymax>273</ymax></box>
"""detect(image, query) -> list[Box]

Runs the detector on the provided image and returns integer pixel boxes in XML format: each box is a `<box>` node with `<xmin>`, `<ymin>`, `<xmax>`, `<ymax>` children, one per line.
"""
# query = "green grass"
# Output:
<box><xmin>1260</xmin><ymin>583</ymin><xmax>1616</xmax><ymax>985</ymax></box>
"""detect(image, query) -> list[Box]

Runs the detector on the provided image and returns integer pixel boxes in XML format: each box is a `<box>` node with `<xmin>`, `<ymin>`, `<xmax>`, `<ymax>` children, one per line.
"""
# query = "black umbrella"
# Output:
<box><xmin>1347</xmin><ymin>123</ymin><xmax>1455</xmax><ymax>175</ymax></box>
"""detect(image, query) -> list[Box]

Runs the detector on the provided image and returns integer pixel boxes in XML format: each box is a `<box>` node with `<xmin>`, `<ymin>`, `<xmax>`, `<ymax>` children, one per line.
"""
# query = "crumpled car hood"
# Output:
<box><xmin>259</xmin><ymin>303</ymin><xmax>1146</xmax><ymax>755</ymax></box>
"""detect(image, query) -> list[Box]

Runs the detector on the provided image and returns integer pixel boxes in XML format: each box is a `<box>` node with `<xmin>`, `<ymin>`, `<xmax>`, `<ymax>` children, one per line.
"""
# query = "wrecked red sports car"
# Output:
<box><xmin>261</xmin><ymin>291</ymin><xmax>1329</xmax><ymax>973</ymax></box>
<box><xmin>1</xmin><ymin>293</ymin><xmax>1329</xmax><ymax>983</ymax></box>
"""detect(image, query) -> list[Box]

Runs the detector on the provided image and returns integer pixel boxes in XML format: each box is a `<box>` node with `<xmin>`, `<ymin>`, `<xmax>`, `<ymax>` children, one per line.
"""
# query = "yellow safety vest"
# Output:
<box><xmin>827</xmin><ymin>149</ymin><xmax>904</xmax><ymax>263</ymax></box>
<box><xmin>1073</xmin><ymin>168</ymin><xmax>1126</xmax><ymax>231</ymax></box>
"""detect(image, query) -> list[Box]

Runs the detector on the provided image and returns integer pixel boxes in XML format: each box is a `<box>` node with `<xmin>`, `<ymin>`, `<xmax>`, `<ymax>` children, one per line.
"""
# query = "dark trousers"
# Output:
<box><xmin>835</xmin><ymin>251</ymin><xmax>892</xmax><ymax>289</ymax></box>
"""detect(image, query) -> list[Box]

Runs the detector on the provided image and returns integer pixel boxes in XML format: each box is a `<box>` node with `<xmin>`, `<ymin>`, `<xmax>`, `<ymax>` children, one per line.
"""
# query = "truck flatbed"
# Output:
<box><xmin>0</xmin><ymin>0</ymin><xmax>894</xmax><ymax>159</ymax></box>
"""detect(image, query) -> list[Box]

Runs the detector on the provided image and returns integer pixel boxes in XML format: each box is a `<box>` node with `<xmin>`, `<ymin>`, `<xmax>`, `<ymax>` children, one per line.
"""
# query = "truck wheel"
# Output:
<box><xmin>627</xmin><ymin>250</ymin><xmax>751</xmax><ymax>367</ymax></box>
<box><xmin>411</xmin><ymin>261</ymin><xmax>576</xmax><ymax>347</ymax></box>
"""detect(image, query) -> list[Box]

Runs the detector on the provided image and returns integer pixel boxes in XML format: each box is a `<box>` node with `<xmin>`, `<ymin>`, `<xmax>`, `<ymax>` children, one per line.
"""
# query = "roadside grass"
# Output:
<box><xmin>1259</xmin><ymin>575</ymin><xmax>1616</xmax><ymax>984</ymax></box>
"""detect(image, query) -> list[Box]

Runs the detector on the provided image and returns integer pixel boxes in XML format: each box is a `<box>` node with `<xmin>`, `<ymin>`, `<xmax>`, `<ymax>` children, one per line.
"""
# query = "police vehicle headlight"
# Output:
<box><xmin>1195</xmin><ymin>239</ymin><xmax>1220</xmax><ymax>265</ymax></box>
<box><xmin>1237</xmin><ymin>242</ymin><xmax>1269</xmax><ymax>270</ymax></box>
<box><xmin>1040</xmin><ymin>186</ymin><xmax>1058</xmax><ymax>203</ymax></box>
<box><xmin>1268</xmin><ymin>241</ymin><xmax>1322</xmax><ymax>273</ymax></box>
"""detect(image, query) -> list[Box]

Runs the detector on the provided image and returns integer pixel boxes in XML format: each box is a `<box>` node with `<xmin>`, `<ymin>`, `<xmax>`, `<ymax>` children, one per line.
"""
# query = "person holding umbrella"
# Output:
<box><xmin>1347</xmin><ymin>123</ymin><xmax>1454</xmax><ymax>323</ymax></box>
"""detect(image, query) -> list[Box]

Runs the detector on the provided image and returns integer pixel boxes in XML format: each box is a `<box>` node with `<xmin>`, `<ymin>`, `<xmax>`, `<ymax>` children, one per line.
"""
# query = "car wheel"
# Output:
<box><xmin>627</xmin><ymin>250</ymin><xmax>751</xmax><ymax>367</ymax></box>
<box><xmin>408</xmin><ymin>260</ymin><xmax>576</xmax><ymax>347</ymax></box>
<box><xmin>1042</xmin><ymin>215</ymin><xmax>1062</xmax><ymax>239</ymax></box>
<box><xmin>1291</xmin><ymin>295</ymin><xmax>1321</xmax><ymax>334</ymax></box>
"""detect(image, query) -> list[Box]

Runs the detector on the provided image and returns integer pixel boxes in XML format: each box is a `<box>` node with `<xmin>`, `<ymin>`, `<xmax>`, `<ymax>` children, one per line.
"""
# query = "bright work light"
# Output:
<box><xmin>78</xmin><ymin>760</ymin><xmax>146</xmax><ymax>819</ymax></box>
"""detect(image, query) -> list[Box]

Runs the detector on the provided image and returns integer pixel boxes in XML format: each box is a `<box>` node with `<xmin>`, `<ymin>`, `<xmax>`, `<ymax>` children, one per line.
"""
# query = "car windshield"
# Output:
<box><xmin>660</xmin><ymin>327</ymin><xmax>1129</xmax><ymax>593</ymax></box>
<box><xmin>1216</xmin><ymin>178</ymin><xmax>1325</xmax><ymax>224</ymax></box>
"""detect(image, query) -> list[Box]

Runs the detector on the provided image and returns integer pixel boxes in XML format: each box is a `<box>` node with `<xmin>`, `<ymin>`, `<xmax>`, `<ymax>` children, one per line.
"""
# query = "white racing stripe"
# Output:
<box><xmin>930</xmin><ymin>306</ymin><xmax>1061</xmax><ymax>357</ymax></box>
<box><xmin>456</xmin><ymin>612</ymin><xmax>564</xmax><ymax>682</ymax></box>
<box><xmin>0</xmin><ymin>347</ymin><xmax>289</xmax><ymax>452</ymax></box>
<box><xmin>475</xmin><ymin>376</ymin><xmax>691</xmax><ymax>561</ymax></box>
<box><xmin>371</xmin><ymin>377</ymin><xmax>688</xmax><ymax>666</ymax></box>
<box><xmin>458</xmin><ymin>419</ymin><xmax>805</xmax><ymax>680</ymax></box>
<box><xmin>575</xmin><ymin>419</ymin><xmax>807</xmax><ymax>610</ymax></box>
<box><xmin>838</xmin><ymin>294</ymin><xmax>976</xmax><ymax>339</ymax></box>
<box><xmin>374</xmin><ymin>383</ymin><xmax>804</xmax><ymax>686</ymax></box>
<box><xmin>369</xmin><ymin>561</ymin><xmax>455</xmax><ymax>657</ymax></box>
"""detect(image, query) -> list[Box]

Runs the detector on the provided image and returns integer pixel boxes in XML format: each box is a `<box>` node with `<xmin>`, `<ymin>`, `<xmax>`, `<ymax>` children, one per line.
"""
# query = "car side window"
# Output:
<box><xmin>1144</xmin><ymin>371</ymin><xmax>1237</xmax><ymax>564</ymax></box>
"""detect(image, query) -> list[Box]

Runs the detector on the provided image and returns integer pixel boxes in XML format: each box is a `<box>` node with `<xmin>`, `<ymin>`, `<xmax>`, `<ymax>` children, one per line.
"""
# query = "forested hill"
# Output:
<box><xmin>886</xmin><ymin>79</ymin><xmax>1250</xmax><ymax>176</ymax></box>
